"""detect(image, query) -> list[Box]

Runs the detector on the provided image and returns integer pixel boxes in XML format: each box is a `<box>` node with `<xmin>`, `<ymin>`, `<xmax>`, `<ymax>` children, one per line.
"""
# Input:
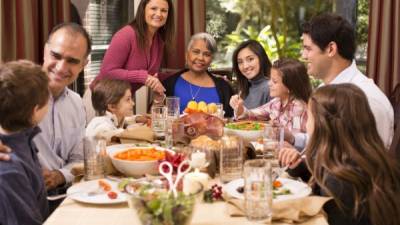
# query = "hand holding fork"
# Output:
<box><xmin>274</xmin><ymin>147</ymin><xmax>307</xmax><ymax>181</ymax></box>
<box><xmin>229</xmin><ymin>91</ymin><xmax>244</xmax><ymax>120</ymax></box>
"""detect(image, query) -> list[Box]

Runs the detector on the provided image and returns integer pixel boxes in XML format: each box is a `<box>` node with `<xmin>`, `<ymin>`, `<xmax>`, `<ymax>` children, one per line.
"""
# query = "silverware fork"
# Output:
<box><xmin>272</xmin><ymin>165</ymin><xmax>289</xmax><ymax>181</ymax></box>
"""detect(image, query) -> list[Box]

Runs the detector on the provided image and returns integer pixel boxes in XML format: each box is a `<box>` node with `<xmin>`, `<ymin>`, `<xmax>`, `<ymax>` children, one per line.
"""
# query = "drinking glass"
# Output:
<box><xmin>165</xmin><ymin>97</ymin><xmax>180</xmax><ymax>147</ymax></box>
<box><xmin>83</xmin><ymin>137</ymin><xmax>105</xmax><ymax>180</ymax></box>
<box><xmin>262</xmin><ymin>124</ymin><xmax>279</xmax><ymax>159</ymax></box>
<box><xmin>151</xmin><ymin>106</ymin><xmax>167</xmax><ymax>139</ymax></box>
<box><xmin>165</xmin><ymin>118</ymin><xmax>175</xmax><ymax>148</ymax></box>
<box><xmin>220</xmin><ymin>135</ymin><xmax>243</xmax><ymax>183</ymax></box>
<box><xmin>244</xmin><ymin>159</ymin><xmax>272</xmax><ymax>222</ymax></box>
<box><xmin>263</xmin><ymin>124</ymin><xmax>285</xmax><ymax>178</ymax></box>
<box><xmin>165</xmin><ymin>96</ymin><xmax>180</xmax><ymax>118</ymax></box>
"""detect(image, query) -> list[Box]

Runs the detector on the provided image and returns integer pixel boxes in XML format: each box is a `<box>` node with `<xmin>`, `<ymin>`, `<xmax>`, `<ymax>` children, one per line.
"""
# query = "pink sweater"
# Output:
<box><xmin>92</xmin><ymin>25</ymin><xmax>167</xmax><ymax>93</ymax></box>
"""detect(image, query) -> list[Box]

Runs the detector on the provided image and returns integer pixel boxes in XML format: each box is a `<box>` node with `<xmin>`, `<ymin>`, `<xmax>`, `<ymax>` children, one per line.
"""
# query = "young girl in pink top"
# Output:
<box><xmin>231</xmin><ymin>58</ymin><xmax>312</xmax><ymax>133</ymax></box>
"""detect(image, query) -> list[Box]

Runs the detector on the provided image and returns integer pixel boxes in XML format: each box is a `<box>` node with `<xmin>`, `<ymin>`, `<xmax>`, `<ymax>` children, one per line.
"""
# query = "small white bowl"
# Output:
<box><xmin>106</xmin><ymin>144</ymin><xmax>168</xmax><ymax>177</ymax></box>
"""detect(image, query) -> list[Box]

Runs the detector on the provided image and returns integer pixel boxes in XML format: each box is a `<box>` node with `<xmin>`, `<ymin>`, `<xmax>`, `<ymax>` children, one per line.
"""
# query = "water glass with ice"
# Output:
<box><xmin>244</xmin><ymin>159</ymin><xmax>272</xmax><ymax>222</ymax></box>
<box><xmin>151</xmin><ymin>105</ymin><xmax>167</xmax><ymax>139</ymax></box>
<box><xmin>165</xmin><ymin>96</ymin><xmax>180</xmax><ymax>118</ymax></box>
<box><xmin>165</xmin><ymin>97</ymin><xmax>180</xmax><ymax>147</ymax></box>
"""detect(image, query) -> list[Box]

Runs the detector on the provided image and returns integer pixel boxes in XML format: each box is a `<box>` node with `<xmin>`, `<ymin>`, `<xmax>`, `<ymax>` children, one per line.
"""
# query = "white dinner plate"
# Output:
<box><xmin>224</xmin><ymin>177</ymin><xmax>312</xmax><ymax>202</ymax></box>
<box><xmin>67</xmin><ymin>179</ymin><xmax>127</xmax><ymax>204</ymax></box>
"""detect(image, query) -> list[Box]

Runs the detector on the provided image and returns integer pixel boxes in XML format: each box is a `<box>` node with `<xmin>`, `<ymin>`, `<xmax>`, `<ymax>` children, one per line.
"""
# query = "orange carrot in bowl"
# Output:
<box><xmin>114</xmin><ymin>148</ymin><xmax>166</xmax><ymax>161</ymax></box>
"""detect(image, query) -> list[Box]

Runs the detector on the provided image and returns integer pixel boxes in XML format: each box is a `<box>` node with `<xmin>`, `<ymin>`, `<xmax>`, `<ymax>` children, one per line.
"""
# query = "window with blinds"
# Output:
<box><xmin>82</xmin><ymin>0</ymin><xmax>135</xmax><ymax>89</ymax></box>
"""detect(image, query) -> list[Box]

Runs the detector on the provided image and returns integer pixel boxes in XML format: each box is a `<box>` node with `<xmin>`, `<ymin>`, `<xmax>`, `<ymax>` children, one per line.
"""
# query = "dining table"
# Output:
<box><xmin>44</xmin><ymin>124</ymin><xmax>329</xmax><ymax>225</ymax></box>
<box><xmin>43</xmin><ymin>177</ymin><xmax>329</xmax><ymax>225</ymax></box>
<box><xmin>44</xmin><ymin>197</ymin><xmax>263</xmax><ymax>225</ymax></box>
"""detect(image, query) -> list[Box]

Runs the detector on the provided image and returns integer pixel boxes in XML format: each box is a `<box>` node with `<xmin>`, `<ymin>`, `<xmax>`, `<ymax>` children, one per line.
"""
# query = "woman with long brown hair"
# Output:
<box><xmin>279</xmin><ymin>83</ymin><xmax>400</xmax><ymax>225</ymax></box>
<box><xmin>91</xmin><ymin>0</ymin><xmax>175</xmax><ymax>95</ymax></box>
<box><xmin>230</xmin><ymin>40</ymin><xmax>272</xmax><ymax>109</ymax></box>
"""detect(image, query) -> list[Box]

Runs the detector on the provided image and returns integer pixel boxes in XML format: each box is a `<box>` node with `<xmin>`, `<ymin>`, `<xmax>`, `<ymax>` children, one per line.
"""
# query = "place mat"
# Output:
<box><xmin>226</xmin><ymin>195</ymin><xmax>331</xmax><ymax>225</ymax></box>
<box><xmin>117</xmin><ymin>125</ymin><xmax>154</xmax><ymax>143</ymax></box>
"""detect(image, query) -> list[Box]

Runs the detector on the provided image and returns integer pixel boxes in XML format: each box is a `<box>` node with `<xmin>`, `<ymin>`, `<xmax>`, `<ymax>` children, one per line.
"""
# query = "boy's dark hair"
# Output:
<box><xmin>273</xmin><ymin>58</ymin><xmax>312</xmax><ymax>103</ymax></box>
<box><xmin>302</xmin><ymin>13</ymin><xmax>356</xmax><ymax>61</ymax></box>
<box><xmin>48</xmin><ymin>22</ymin><xmax>92</xmax><ymax>56</ymax></box>
<box><xmin>0</xmin><ymin>60</ymin><xmax>49</xmax><ymax>132</ymax></box>
<box><xmin>91</xmin><ymin>79</ymin><xmax>131</xmax><ymax>116</ymax></box>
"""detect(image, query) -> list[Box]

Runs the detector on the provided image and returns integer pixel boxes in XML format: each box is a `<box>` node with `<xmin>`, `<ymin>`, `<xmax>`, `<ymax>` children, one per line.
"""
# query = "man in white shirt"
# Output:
<box><xmin>36</xmin><ymin>23</ymin><xmax>90</xmax><ymax>191</ymax></box>
<box><xmin>289</xmin><ymin>13</ymin><xmax>393</xmax><ymax>149</ymax></box>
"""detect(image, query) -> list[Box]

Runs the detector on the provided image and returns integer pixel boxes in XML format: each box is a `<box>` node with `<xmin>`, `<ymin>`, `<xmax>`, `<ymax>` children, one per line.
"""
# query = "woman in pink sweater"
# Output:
<box><xmin>91</xmin><ymin>0</ymin><xmax>175</xmax><ymax>95</ymax></box>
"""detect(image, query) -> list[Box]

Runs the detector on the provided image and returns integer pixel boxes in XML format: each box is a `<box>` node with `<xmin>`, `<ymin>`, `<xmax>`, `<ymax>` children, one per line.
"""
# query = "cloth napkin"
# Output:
<box><xmin>117</xmin><ymin>125</ymin><xmax>154</xmax><ymax>143</ymax></box>
<box><xmin>226</xmin><ymin>195</ymin><xmax>331</xmax><ymax>225</ymax></box>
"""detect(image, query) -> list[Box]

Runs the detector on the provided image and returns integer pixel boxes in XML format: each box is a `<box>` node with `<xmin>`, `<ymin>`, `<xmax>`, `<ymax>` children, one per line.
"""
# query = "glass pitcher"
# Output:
<box><xmin>219</xmin><ymin>134</ymin><xmax>243</xmax><ymax>183</ymax></box>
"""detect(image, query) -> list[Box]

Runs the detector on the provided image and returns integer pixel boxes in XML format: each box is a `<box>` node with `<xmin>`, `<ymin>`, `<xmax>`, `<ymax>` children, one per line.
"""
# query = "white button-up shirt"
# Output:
<box><xmin>294</xmin><ymin>62</ymin><xmax>394</xmax><ymax>149</ymax></box>
<box><xmin>34</xmin><ymin>88</ymin><xmax>86</xmax><ymax>183</ymax></box>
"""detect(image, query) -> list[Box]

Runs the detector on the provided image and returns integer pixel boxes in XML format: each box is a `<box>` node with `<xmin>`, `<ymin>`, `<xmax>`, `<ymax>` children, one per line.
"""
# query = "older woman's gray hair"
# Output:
<box><xmin>186</xmin><ymin>32</ymin><xmax>217</xmax><ymax>54</ymax></box>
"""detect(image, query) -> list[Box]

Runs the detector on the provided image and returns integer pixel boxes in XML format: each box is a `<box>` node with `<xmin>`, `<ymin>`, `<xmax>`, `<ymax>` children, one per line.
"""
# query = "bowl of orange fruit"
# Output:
<box><xmin>184</xmin><ymin>100</ymin><xmax>220</xmax><ymax>115</ymax></box>
<box><xmin>106</xmin><ymin>144</ymin><xmax>170</xmax><ymax>177</ymax></box>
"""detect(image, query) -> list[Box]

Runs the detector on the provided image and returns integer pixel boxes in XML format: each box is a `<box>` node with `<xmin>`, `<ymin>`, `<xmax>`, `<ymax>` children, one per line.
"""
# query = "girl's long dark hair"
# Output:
<box><xmin>272</xmin><ymin>58</ymin><xmax>311</xmax><ymax>103</ymax></box>
<box><xmin>129</xmin><ymin>0</ymin><xmax>175</xmax><ymax>53</ymax></box>
<box><xmin>306</xmin><ymin>83</ymin><xmax>400</xmax><ymax>225</ymax></box>
<box><xmin>232</xmin><ymin>40</ymin><xmax>271</xmax><ymax>99</ymax></box>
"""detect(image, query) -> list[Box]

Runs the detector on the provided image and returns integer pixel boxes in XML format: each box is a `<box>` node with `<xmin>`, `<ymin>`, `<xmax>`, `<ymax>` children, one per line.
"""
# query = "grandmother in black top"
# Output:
<box><xmin>162</xmin><ymin>32</ymin><xmax>234</xmax><ymax>117</ymax></box>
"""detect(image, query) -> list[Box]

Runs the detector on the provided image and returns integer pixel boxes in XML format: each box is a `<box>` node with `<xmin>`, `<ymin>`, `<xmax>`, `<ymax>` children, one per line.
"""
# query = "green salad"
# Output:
<box><xmin>225</xmin><ymin>121</ymin><xmax>265</xmax><ymax>131</ymax></box>
<box><xmin>130</xmin><ymin>184</ymin><xmax>195</xmax><ymax>225</ymax></box>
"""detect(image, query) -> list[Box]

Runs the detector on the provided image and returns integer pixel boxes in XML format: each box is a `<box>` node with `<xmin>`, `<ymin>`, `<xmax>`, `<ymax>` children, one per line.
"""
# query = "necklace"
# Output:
<box><xmin>189</xmin><ymin>83</ymin><xmax>202</xmax><ymax>101</ymax></box>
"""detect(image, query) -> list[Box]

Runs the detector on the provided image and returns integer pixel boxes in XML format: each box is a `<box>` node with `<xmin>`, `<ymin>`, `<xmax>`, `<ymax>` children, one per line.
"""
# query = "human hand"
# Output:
<box><xmin>278</xmin><ymin>147</ymin><xmax>302</xmax><ymax>169</ymax></box>
<box><xmin>145</xmin><ymin>73</ymin><xmax>165</xmax><ymax>94</ymax></box>
<box><xmin>0</xmin><ymin>141</ymin><xmax>11</xmax><ymax>161</ymax></box>
<box><xmin>42</xmin><ymin>168</ymin><xmax>66</xmax><ymax>190</ymax></box>
<box><xmin>135</xmin><ymin>115</ymin><xmax>151</xmax><ymax>125</ymax></box>
<box><xmin>152</xmin><ymin>91</ymin><xmax>166</xmax><ymax>105</ymax></box>
<box><xmin>229</xmin><ymin>94</ymin><xmax>244</xmax><ymax>117</ymax></box>
<box><xmin>95</xmin><ymin>129</ymin><xmax>124</xmax><ymax>141</ymax></box>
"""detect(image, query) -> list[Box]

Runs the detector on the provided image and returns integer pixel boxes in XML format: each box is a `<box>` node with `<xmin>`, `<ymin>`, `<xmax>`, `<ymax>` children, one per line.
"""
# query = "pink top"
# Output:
<box><xmin>92</xmin><ymin>25</ymin><xmax>168</xmax><ymax>93</ymax></box>
<box><xmin>245</xmin><ymin>97</ymin><xmax>308</xmax><ymax>133</ymax></box>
